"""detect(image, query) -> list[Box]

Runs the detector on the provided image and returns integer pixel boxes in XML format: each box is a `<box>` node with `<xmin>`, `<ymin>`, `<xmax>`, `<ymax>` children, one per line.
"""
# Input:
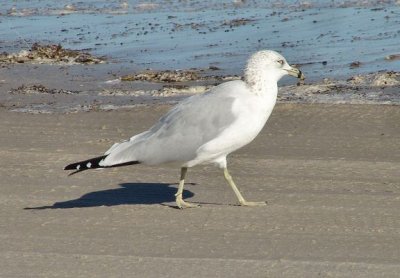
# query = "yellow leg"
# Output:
<box><xmin>223</xmin><ymin>168</ymin><xmax>267</xmax><ymax>206</ymax></box>
<box><xmin>175</xmin><ymin>167</ymin><xmax>199</xmax><ymax>209</ymax></box>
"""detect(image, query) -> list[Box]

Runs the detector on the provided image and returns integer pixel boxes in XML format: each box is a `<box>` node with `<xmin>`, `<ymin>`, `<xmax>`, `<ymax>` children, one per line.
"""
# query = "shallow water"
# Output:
<box><xmin>2</xmin><ymin>1</ymin><xmax>400</xmax><ymax>80</ymax></box>
<box><xmin>0</xmin><ymin>1</ymin><xmax>399</xmax><ymax>112</ymax></box>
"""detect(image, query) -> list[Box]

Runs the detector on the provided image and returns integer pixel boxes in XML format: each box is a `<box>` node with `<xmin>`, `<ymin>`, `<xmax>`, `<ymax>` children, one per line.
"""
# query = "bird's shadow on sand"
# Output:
<box><xmin>24</xmin><ymin>183</ymin><xmax>195</xmax><ymax>210</ymax></box>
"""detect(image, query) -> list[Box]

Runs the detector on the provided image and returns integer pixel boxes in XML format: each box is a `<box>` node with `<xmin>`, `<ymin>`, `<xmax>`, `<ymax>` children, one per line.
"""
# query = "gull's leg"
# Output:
<box><xmin>175</xmin><ymin>167</ymin><xmax>199</xmax><ymax>209</ymax></box>
<box><xmin>223</xmin><ymin>168</ymin><xmax>267</xmax><ymax>206</ymax></box>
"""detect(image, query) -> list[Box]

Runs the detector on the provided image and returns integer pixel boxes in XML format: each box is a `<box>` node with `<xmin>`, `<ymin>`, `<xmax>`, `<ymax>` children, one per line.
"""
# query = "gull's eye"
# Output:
<box><xmin>277</xmin><ymin>59</ymin><xmax>284</xmax><ymax>66</ymax></box>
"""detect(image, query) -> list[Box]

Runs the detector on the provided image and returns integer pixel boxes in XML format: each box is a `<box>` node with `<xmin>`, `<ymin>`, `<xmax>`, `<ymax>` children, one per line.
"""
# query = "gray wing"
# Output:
<box><xmin>101</xmin><ymin>80</ymin><xmax>247</xmax><ymax>166</ymax></box>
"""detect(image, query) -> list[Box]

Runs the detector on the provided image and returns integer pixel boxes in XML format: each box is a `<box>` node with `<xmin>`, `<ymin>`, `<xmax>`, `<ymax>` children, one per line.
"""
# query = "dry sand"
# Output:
<box><xmin>1</xmin><ymin>103</ymin><xmax>400</xmax><ymax>277</ymax></box>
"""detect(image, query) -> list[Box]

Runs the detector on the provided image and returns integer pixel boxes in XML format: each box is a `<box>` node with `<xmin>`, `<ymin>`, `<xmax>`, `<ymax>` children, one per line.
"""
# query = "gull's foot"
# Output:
<box><xmin>175</xmin><ymin>195</ymin><xmax>199</xmax><ymax>209</ymax></box>
<box><xmin>239</xmin><ymin>200</ymin><xmax>267</xmax><ymax>207</ymax></box>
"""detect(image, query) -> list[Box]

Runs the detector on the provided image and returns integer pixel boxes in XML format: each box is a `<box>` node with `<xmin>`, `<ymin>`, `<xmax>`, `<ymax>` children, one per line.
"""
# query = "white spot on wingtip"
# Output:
<box><xmin>87</xmin><ymin>162</ymin><xmax>92</xmax><ymax>168</ymax></box>
<box><xmin>76</xmin><ymin>165</ymin><xmax>80</xmax><ymax>170</ymax></box>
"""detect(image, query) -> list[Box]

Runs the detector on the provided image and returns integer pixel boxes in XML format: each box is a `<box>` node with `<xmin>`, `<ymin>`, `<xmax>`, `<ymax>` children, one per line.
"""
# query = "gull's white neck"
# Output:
<box><xmin>244</xmin><ymin>67</ymin><xmax>279</xmax><ymax>98</ymax></box>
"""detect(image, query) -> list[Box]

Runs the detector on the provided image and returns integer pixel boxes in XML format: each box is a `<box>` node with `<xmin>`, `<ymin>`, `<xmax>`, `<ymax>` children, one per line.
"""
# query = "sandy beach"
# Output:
<box><xmin>1</xmin><ymin>103</ymin><xmax>399</xmax><ymax>277</ymax></box>
<box><xmin>1</xmin><ymin>1</ymin><xmax>400</xmax><ymax>277</ymax></box>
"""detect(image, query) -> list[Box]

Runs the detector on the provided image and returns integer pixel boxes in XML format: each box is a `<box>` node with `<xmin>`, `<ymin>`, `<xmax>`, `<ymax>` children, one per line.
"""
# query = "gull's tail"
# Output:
<box><xmin>64</xmin><ymin>155</ymin><xmax>140</xmax><ymax>176</ymax></box>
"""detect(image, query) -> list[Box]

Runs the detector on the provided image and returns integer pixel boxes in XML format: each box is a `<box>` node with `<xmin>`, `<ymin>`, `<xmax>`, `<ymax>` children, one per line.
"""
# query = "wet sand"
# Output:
<box><xmin>1</xmin><ymin>103</ymin><xmax>400</xmax><ymax>277</ymax></box>
<box><xmin>1</xmin><ymin>61</ymin><xmax>399</xmax><ymax>114</ymax></box>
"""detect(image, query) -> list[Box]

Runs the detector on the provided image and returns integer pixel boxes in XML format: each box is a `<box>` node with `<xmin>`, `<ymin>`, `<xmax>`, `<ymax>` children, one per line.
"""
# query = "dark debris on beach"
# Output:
<box><xmin>9</xmin><ymin>84</ymin><xmax>79</xmax><ymax>95</ymax></box>
<box><xmin>120</xmin><ymin>70</ymin><xmax>200</xmax><ymax>83</ymax></box>
<box><xmin>0</xmin><ymin>43</ymin><xmax>105</xmax><ymax>65</ymax></box>
<box><xmin>120</xmin><ymin>68</ymin><xmax>239</xmax><ymax>83</ymax></box>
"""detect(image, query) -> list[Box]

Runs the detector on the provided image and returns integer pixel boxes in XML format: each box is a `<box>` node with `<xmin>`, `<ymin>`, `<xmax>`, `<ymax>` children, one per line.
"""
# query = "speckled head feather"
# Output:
<box><xmin>244</xmin><ymin>50</ymin><xmax>293</xmax><ymax>90</ymax></box>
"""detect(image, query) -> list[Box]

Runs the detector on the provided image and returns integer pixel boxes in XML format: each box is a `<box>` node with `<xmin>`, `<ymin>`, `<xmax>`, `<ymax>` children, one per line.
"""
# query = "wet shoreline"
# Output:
<box><xmin>1</xmin><ymin>61</ymin><xmax>399</xmax><ymax>113</ymax></box>
<box><xmin>1</xmin><ymin>1</ymin><xmax>399</xmax><ymax>112</ymax></box>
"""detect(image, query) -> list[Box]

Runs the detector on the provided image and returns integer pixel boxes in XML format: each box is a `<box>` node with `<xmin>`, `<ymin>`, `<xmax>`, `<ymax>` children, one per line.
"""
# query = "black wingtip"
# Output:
<box><xmin>64</xmin><ymin>155</ymin><xmax>140</xmax><ymax>175</ymax></box>
<box><xmin>64</xmin><ymin>155</ymin><xmax>108</xmax><ymax>173</ymax></box>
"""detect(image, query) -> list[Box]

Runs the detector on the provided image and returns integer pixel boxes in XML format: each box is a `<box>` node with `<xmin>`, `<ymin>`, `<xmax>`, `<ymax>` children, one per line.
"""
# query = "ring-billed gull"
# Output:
<box><xmin>65</xmin><ymin>50</ymin><xmax>304</xmax><ymax>208</ymax></box>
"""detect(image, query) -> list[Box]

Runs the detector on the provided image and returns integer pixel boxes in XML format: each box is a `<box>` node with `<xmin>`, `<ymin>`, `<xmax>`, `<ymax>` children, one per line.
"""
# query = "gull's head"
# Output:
<box><xmin>244</xmin><ymin>50</ymin><xmax>304</xmax><ymax>86</ymax></box>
